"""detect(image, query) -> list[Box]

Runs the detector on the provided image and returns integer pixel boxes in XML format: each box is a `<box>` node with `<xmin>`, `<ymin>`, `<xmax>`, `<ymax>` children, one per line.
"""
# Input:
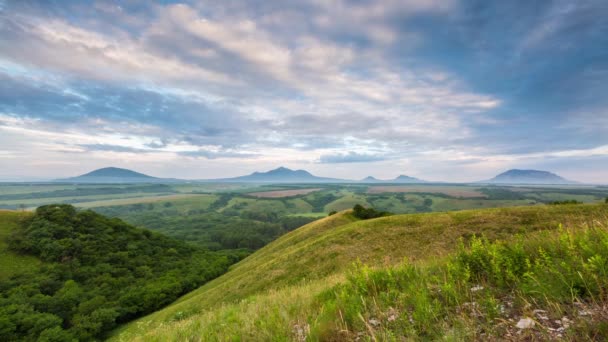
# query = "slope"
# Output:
<box><xmin>0</xmin><ymin>210</ymin><xmax>39</xmax><ymax>280</ymax></box>
<box><xmin>111</xmin><ymin>203</ymin><xmax>608</xmax><ymax>340</ymax></box>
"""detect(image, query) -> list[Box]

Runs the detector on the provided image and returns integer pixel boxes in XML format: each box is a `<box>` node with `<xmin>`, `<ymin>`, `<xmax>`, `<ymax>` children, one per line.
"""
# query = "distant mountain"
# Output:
<box><xmin>55</xmin><ymin>167</ymin><xmax>169</xmax><ymax>183</ymax></box>
<box><xmin>210</xmin><ymin>167</ymin><xmax>345</xmax><ymax>183</ymax></box>
<box><xmin>481</xmin><ymin>169</ymin><xmax>577</xmax><ymax>185</ymax></box>
<box><xmin>359</xmin><ymin>174</ymin><xmax>426</xmax><ymax>183</ymax></box>
<box><xmin>393</xmin><ymin>175</ymin><xmax>426</xmax><ymax>183</ymax></box>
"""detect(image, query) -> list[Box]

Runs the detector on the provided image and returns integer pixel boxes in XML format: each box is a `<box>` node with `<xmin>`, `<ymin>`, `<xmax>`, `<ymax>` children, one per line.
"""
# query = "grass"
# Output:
<box><xmin>0</xmin><ymin>210</ymin><xmax>39</xmax><ymax>280</ymax></box>
<box><xmin>110</xmin><ymin>203</ymin><xmax>608</xmax><ymax>340</ymax></box>
<box><xmin>324</xmin><ymin>192</ymin><xmax>371</xmax><ymax>212</ymax></box>
<box><xmin>74</xmin><ymin>194</ymin><xmax>212</xmax><ymax>208</ymax></box>
<box><xmin>367</xmin><ymin>185</ymin><xmax>487</xmax><ymax>198</ymax></box>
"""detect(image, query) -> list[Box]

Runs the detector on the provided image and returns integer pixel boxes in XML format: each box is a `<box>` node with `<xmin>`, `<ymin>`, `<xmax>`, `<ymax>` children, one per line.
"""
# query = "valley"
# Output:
<box><xmin>1</xmin><ymin>168</ymin><xmax>608</xmax><ymax>341</ymax></box>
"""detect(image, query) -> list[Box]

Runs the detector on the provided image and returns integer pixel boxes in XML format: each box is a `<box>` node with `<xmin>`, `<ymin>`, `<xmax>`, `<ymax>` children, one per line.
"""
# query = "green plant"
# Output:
<box><xmin>352</xmin><ymin>204</ymin><xmax>391</xmax><ymax>219</ymax></box>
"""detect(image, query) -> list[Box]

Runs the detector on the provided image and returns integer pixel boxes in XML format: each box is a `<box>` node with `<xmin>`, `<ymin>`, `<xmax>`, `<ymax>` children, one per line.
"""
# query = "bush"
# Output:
<box><xmin>352</xmin><ymin>204</ymin><xmax>391</xmax><ymax>220</ymax></box>
<box><xmin>549</xmin><ymin>199</ymin><xmax>582</xmax><ymax>205</ymax></box>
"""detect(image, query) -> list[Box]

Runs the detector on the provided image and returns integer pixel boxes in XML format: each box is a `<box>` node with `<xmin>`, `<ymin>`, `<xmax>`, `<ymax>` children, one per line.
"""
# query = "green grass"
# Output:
<box><xmin>0</xmin><ymin>211</ymin><xmax>40</xmax><ymax>280</ymax></box>
<box><xmin>110</xmin><ymin>203</ymin><xmax>608</xmax><ymax>340</ymax></box>
<box><xmin>74</xmin><ymin>194</ymin><xmax>213</xmax><ymax>208</ymax></box>
<box><xmin>324</xmin><ymin>192</ymin><xmax>371</xmax><ymax>212</ymax></box>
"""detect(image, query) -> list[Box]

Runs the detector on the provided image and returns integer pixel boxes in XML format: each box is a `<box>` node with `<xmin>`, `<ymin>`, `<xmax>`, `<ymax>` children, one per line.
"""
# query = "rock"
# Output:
<box><xmin>368</xmin><ymin>318</ymin><xmax>380</xmax><ymax>327</ymax></box>
<box><xmin>470</xmin><ymin>285</ymin><xmax>484</xmax><ymax>292</ymax></box>
<box><xmin>516</xmin><ymin>317</ymin><xmax>535</xmax><ymax>329</ymax></box>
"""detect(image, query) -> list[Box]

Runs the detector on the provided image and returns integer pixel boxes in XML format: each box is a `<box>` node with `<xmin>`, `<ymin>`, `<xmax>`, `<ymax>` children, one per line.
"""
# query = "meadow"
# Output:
<box><xmin>110</xmin><ymin>203</ymin><xmax>608</xmax><ymax>341</ymax></box>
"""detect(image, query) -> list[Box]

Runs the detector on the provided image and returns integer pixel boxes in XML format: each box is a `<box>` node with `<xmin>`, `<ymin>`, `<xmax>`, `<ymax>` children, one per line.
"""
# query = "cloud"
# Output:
<box><xmin>0</xmin><ymin>0</ymin><xmax>607</xmax><ymax>183</ymax></box>
<box><xmin>318</xmin><ymin>152</ymin><xmax>388</xmax><ymax>163</ymax></box>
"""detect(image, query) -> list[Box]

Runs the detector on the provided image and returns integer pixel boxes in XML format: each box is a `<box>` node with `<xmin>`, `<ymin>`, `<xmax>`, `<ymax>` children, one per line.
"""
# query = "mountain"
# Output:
<box><xmin>55</xmin><ymin>167</ymin><xmax>168</xmax><ymax>183</ymax></box>
<box><xmin>210</xmin><ymin>167</ymin><xmax>345</xmax><ymax>183</ymax></box>
<box><xmin>359</xmin><ymin>174</ymin><xmax>426</xmax><ymax>183</ymax></box>
<box><xmin>393</xmin><ymin>174</ymin><xmax>426</xmax><ymax>183</ymax></box>
<box><xmin>112</xmin><ymin>204</ymin><xmax>608</xmax><ymax>341</ymax></box>
<box><xmin>482</xmin><ymin>169</ymin><xmax>577</xmax><ymax>184</ymax></box>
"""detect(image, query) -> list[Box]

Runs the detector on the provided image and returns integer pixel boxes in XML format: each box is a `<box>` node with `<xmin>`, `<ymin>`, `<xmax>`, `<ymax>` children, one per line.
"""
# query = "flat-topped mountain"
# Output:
<box><xmin>360</xmin><ymin>174</ymin><xmax>426</xmax><ymax>183</ymax></box>
<box><xmin>212</xmin><ymin>167</ymin><xmax>343</xmax><ymax>183</ymax></box>
<box><xmin>482</xmin><ymin>169</ymin><xmax>576</xmax><ymax>184</ymax></box>
<box><xmin>55</xmin><ymin>167</ymin><xmax>165</xmax><ymax>183</ymax></box>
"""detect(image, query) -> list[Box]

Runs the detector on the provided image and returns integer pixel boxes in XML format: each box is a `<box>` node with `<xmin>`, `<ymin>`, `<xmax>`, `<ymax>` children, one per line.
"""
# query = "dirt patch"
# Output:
<box><xmin>248</xmin><ymin>188</ymin><xmax>321</xmax><ymax>198</ymax></box>
<box><xmin>367</xmin><ymin>186</ymin><xmax>486</xmax><ymax>198</ymax></box>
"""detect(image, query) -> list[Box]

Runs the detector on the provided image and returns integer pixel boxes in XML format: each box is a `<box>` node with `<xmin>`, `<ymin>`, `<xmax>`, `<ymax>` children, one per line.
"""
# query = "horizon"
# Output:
<box><xmin>1</xmin><ymin>1</ymin><xmax>607</xmax><ymax>183</ymax></box>
<box><xmin>2</xmin><ymin>165</ymin><xmax>598</xmax><ymax>185</ymax></box>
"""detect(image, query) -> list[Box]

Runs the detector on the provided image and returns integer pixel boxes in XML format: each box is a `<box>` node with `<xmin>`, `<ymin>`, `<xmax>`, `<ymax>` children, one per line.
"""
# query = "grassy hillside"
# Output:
<box><xmin>0</xmin><ymin>210</ymin><xmax>39</xmax><ymax>280</ymax></box>
<box><xmin>111</xmin><ymin>203</ymin><xmax>608</xmax><ymax>340</ymax></box>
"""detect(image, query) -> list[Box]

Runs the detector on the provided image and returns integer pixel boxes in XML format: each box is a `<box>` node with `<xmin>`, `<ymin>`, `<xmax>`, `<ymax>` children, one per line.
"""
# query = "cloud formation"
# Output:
<box><xmin>0</xmin><ymin>0</ymin><xmax>607</xmax><ymax>182</ymax></box>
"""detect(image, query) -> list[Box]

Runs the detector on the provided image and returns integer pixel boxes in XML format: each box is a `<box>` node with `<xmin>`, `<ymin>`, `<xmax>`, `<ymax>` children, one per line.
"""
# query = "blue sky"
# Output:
<box><xmin>0</xmin><ymin>0</ymin><xmax>607</xmax><ymax>182</ymax></box>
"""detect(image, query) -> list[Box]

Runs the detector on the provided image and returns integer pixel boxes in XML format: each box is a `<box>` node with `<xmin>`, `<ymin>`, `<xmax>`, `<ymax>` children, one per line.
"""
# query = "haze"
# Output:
<box><xmin>0</xmin><ymin>0</ymin><xmax>607</xmax><ymax>183</ymax></box>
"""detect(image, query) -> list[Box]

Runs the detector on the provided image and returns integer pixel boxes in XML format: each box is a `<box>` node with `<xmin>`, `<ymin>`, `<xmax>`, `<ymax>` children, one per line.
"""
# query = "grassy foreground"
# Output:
<box><xmin>111</xmin><ymin>204</ymin><xmax>608</xmax><ymax>341</ymax></box>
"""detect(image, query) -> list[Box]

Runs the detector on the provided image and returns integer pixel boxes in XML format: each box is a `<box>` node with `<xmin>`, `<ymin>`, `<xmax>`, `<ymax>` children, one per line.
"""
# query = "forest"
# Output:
<box><xmin>0</xmin><ymin>205</ymin><xmax>243</xmax><ymax>341</ymax></box>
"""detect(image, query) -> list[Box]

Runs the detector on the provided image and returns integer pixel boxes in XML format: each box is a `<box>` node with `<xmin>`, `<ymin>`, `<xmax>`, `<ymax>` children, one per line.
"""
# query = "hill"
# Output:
<box><xmin>210</xmin><ymin>167</ymin><xmax>345</xmax><ymax>183</ymax></box>
<box><xmin>360</xmin><ymin>175</ymin><xmax>426</xmax><ymax>183</ymax></box>
<box><xmin>55</xmin><ymin>167</ymin><xmax>177</xmax><ymax>183</ymax></box>
<box><xmin>482</xmin><ymin>169</ymin><xmax>577</xmax><ymax>184</ymax></box>
<box><xmin>0</xmin><ymin>205</ymin><xmax>239</xmax><ymax>341</ymax></box>
<box><xmin>111</xmin><ymin>203</ymin><xmax>608</xmax><ymax>340</ymax></box>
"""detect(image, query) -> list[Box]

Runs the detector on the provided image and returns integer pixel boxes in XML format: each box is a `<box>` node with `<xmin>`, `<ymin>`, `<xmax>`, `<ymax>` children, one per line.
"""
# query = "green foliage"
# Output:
<box><xmin>95</xmin><ymin>197</ymin><xmax>315</xmax><ymax>251</ymax></box>
<box><xmin>550</xmin><ymin>199</ymin><xmax>583</xmax><ymax>205</ymax></box>
<box><xmin>605</xmin><ymin>197</ymin><xmax>608</xmax><ymax>204</ymax></box>
<box><xmin>0</xmin><ymin>205</ymin><xmax>235</xmax><ymax>341</ymax></box>
<box><xmin>305</xmin><ymin>192</ymin><xmax>340</xmax><ymax>212</ymax></box>
<box><xmin>328</xmin><ymin>211</ymin><xmax>337</xmax><ymax>216</ymax></box>
<box><xmin>352</xmin><ymin>204</ymin><xmax>391</xmax><ymax>220</ymax></box>
<box><xmin>478</xmin><ymin>187</ymin><xmax>526</xmax><ymax>200</ymax></box>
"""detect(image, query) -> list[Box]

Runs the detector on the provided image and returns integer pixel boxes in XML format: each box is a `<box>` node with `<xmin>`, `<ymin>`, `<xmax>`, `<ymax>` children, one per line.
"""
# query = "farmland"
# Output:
<box><xmin>1</xmin><ymin>182</ymin><xmax>607</xmax><ymax>253</ymax></box>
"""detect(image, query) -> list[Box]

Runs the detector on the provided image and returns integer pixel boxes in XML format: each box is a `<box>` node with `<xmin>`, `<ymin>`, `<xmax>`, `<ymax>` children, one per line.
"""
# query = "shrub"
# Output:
<box><xmin>549</xmin><ymin>199</ymin><xmax>582</xmax><ymax>205</ymax></box>
<box><xmin>352</xmin><ymin>204</ymin><xmax>391</xmax><ymax>220</ymax></box>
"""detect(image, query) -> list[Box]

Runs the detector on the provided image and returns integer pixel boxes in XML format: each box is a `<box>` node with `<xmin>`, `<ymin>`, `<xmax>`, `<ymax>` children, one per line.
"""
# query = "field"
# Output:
<box><xmin>367</xmin><ymin>185</ymin><xmax>487</xmax><ymax>198</ymax></box>
<box><xmin>110</xmin><ymin>203</ymin><xmax>608</xmax><ymax>341</ymax></box>
<box><xmin>2</xmin><ymin>183</ymin><xmax>607</xmax><ymax>252</ymax></box>
<box><xmin>74</xmin><ymin>194</ymin><xmax>211</xmax><ymax>208</ymax></box>
<box><xmin>0</xmin><ymin>211</ymin><xmax>39</xmax><ymax>280</ymax></box>
<box><xmin>247</xmin><ymin>188</ymin><xmax>321</xmax><ymax>198</ymax></box>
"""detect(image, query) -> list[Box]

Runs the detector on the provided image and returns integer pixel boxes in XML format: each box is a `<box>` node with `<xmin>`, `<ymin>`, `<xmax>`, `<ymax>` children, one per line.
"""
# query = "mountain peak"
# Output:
<box><xmin>55</xmin><ymin>167</ymin><xmax>159</xmax><ymax>183</ymax></box>
<box><xmin>80</xmin><ymin>167</ymin><xmax>154</xmax><ymax>178</ymax></box>
<box><xmin>485</xmin><ymin>169</ymin><xmax>576</xmax><ymax>184</ymax></box>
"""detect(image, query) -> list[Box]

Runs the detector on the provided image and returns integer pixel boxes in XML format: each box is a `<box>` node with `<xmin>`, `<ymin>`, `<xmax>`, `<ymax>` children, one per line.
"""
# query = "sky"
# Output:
<box><xmin>0</xmin><ymin>0</ymin><xmax>607</xmax><ymax>183</ymax></box>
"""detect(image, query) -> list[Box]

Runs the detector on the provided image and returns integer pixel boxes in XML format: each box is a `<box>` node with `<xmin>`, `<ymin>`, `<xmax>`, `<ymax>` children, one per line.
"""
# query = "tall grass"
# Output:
<box><xmin>317</xmin><ymin>223</ymin><xmax>608</xmax><ymax>340</ymax></box>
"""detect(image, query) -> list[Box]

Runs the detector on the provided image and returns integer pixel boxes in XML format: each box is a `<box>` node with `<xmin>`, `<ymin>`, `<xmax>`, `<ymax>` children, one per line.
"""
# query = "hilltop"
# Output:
<box><xmin>482</xmin><ymin>169</ymin><xmax>577</xmax><ymax>184</ymax></box>
<box><xmin>210</xmin><ymin>166</ymin><xmax>344</xmax><ymax>183</ymax></box>
<box><xmin>360</xmin><ymin>174</ymin><xmax>426</xmax><ymax>183</ymax></box>
<box><xmin>55</xmin><ymin>167</ymin><xmax>164</xmax><ymax>183</ymax></box>
<box><xmin>111</xmin><ymin>203</ymin><xmax>608</xmax><ymax>340</ymax></box>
